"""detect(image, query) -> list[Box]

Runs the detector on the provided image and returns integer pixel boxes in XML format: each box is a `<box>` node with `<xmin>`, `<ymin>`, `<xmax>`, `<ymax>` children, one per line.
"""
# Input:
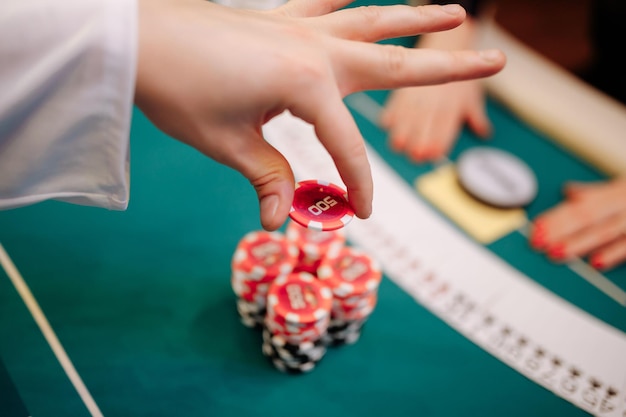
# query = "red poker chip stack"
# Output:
<box><xmin>285</xmin><ymin>220</ymin><xmax>346</xmax><ymax>275</ymax></box>
<box><xmin>317</xmin><ymin>245</ymin><xmax>382</xmax><ymax>346</ymax></box>
<box><xmin>230</xmin><ymin>179</ymin><xmax>382</xmax><ymax>373</ymax></box>
<box><xmin>230</xmin><ymin>230</ymin><xmax>299</xmax><ymax>328</ymax></box>
<box><xmin>261</xmin><ymin>272</ymin><xmax>332</xmax><ymax>373</ymax></box>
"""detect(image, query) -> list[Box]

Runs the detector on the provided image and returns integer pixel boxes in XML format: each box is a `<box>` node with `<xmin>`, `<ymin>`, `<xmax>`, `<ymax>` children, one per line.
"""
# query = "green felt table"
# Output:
<box><xmin>1</xmin><ymin>16</ymin><xmax>625</xmax><ymax>416</ymax></box>
<box><xmin>1</xmin><ymin>90</ymin><xmax>625</xmax><ymax>417</ymax></box>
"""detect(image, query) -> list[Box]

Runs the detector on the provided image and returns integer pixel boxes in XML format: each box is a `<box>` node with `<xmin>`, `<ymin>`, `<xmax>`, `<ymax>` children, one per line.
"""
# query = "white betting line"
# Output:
<box><xmin>0</xmin><ymin>243</ymin><xmax>104</xmax><ymax>417</ymax></box>
<box><xmin>345</xmin><ymin>91</ymin><xmax>626</xmax><ymax>307</ymax></box>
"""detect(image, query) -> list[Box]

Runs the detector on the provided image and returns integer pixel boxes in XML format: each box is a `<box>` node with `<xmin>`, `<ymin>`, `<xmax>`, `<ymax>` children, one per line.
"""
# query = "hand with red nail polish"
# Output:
<box><xmin>547</xmin><ymin>243</ymin><xmax>567</xmax><ymax>261</ymax></box>
<box><xmin>530</xmin><ymin>177</ymin><xmax>626</xmax><ymax>271</ymax></box>
<box><xmin>529</xmin><ymin>220</ymin><xmax>547</xmax><ymax>250</ymax></box>
<box><xmin>380</xmin><ymin>15</ymin><xmax>493</xmax><ymax>164</ymax></box>
<box><xmin>590</xmin><ymin>254</ymin><xmax>605</xmax><ymax>271</ymax></box>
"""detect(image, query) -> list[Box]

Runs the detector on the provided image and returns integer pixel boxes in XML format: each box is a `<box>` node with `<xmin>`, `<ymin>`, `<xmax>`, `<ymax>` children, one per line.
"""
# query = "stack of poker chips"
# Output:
<box><xmin>230</xmin><ymin>220</ymin><xmax>382</xmax><ymax>373</ymax></box>
<box><xmin>262</xmin><ymin>272</ymin><xmax>332</xmax><ymax>374</ymax></box>
<box><xmin>285</xmin><ymin>220</ymin><xmax>345</xmax><ymax>275</ymax></box>
<box><xmin>231</xmin><ymin>231</ymin><xmax>299</xmax><ymax>328</ymax></box>
<box><xmin>317</xmin><ymin>246</ymin><xmax>382</xmax><ymax>346</ymax></box>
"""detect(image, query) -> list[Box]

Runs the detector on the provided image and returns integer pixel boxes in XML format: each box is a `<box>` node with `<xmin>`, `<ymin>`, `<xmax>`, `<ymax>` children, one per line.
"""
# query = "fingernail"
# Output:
<box><xmin>590</xmin><ymin>254</ymin><xmax>604</xmax><ymax>270</ymax></box>
<box><xmin>390</xmin><ymin>137</ymin><xmax>405</xmax><ymax>152</ymax></box>
<box><xmin>533</xmin><ymin>219</ymin><xmax>545</xmax><ymax>231</ymax></box>
<box><xmin>530</xmin><ymin>222</ymin><xmax>546</xmax><ymax>249</ymax></box>
<box><xmin>410</xmin><ymin>149</ymin><xmax>425</xmax><ymax>162</ymax></box>
<box><xmin>480</xmin><ymin>49</ymin><xmax>503</xmax><ymax>62</ymax></box>
<box><xmin>361</xmin><ymin>201</ymin><xmax>372</xmax><ymax>219</ymax></box>
<box><xmin>442</xmin><ymin>4</ymin><xmax>463</xmax><ymax>14</ymax></box>
<box><xmin>530</xmin><ymin>233</ymin><xmax>545</xmax><ymax>250</ymax></box>
<box><xmin>260</xmin><ymin>194</ymin><xmax>279</xmax><ymax>224</ymax></box>
<box><xmin>548</xmin><ymin>243</ymin><xmax>566</xmax><ymax>260</ymax></box>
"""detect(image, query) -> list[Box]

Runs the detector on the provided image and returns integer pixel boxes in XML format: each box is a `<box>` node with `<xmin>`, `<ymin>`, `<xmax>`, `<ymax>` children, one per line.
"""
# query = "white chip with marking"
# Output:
<box><xmin>457</xmin><ymin>147</ymin><xmax>538</xmax><ymax>208</ymax></box>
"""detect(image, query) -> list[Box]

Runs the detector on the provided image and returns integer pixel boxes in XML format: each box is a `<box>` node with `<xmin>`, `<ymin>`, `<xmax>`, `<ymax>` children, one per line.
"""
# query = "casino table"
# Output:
<box><xmin>1</xmin><ymin>16</ymin><xmax>626</xmax><ymax>417</ymax></box>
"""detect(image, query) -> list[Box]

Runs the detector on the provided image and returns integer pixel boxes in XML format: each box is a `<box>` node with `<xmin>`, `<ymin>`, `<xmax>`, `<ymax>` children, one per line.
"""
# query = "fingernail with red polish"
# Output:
<box><xmin>590</xmin><ymin>254</ymin><xmax>605</xmax><ymax>270</ymax></box>
<box><xmin>530</xmin><ymin>233</ymin><xmax>545</xmax><ymax>249</ymax></box>
<box><xmin>548</xmin><ymin>243</ymin><xmax>566</xmax><ymax>260</ymax></box>
<box><xmin>410</xmin><ymin>151</ymin><xmax>424</xmax><ymax>162</ymax></box>
<box><xmin>532</xmin><ymin>219</ymin><xmax>545</xmax><ymax>233</ymax></box>
<box><xmin>530</xmin><ymin>221</ymin><xmax>546</xmax><ymax>249</ymax></box>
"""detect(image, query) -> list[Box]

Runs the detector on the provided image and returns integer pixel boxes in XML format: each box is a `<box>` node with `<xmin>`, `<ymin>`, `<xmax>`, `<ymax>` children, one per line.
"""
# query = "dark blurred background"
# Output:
<box><xmin>494</xmin><ymin>0</ymin><xmax>626</xmax><ymax>104</ymax></box>
<box><xmin>495</xmin><ymin>0</ymin><xmax>592</xmax><ymax>73</ymax></box>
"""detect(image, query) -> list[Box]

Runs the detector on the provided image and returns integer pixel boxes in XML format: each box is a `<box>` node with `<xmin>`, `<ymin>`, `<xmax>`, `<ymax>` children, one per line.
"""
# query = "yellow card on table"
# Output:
<box><xmin>416</xmin><ymin>164</ymin><xmax>527</xmax><ymax>245</ymax></box>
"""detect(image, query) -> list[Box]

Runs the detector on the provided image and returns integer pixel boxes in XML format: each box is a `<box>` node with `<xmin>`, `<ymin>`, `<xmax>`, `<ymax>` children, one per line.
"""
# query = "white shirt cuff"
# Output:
<box><xmin>0</xmin><ymin>0</ymin><xmax>137</xmax><ymax>210</ymax></box>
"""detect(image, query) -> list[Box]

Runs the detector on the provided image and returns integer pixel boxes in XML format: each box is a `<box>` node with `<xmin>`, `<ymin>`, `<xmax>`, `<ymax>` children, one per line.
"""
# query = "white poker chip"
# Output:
<box><xmin>456</xmin><ymin>147</ymin><xmax>538</xmax><ymax>208</ymax></box>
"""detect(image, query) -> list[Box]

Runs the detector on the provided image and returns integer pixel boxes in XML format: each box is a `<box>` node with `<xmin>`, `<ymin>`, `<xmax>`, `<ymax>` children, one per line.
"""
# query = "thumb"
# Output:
<box><xmin>220</xmin><ymin>128</ymin><xmax>295</xmax><ymax>231</ymax></box>
<box><xmin>255</xmin><ymin>172</ymin><xmax>295</xmax><ymax>232</ymax></box>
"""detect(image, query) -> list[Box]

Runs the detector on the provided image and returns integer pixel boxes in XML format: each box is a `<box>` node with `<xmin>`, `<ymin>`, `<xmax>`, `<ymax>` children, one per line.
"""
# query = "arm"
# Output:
<box><xmin>0</xmin><ymin>0</ymin><xmax>136</xmax><ymax>210</ymax></box>
<box><xmin>1</xmin><ymin>0</ymin><xmax>505</xmax><ymax>232</ymax></box>
<box><xmin>136</xmin><ymin>0</ymin><xmax>505</xmax><ymax>230</ymax></box>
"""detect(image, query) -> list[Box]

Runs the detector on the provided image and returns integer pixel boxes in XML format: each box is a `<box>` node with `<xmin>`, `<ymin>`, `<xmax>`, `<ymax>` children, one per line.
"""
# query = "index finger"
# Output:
<box><xmin>333</xmin><ymin>42</ymin><xmax>506</xmax><ymax>95</ymax></box>
<box><xmin>312</xmin><ymin>4</ymin><xmax>466</xmax><ymax>42</ymax></box>
<box><xmin>290</xmin><ymin>85</ymin><xmax>373</xmax><ymax>219</ymax></box>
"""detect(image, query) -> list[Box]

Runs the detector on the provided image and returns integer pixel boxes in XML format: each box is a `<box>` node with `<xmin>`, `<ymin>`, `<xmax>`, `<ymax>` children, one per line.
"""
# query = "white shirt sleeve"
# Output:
<box><xmin>0</xmin><ymin>0</ymin><xmax>137</xmax><ymax>210</ymax></box>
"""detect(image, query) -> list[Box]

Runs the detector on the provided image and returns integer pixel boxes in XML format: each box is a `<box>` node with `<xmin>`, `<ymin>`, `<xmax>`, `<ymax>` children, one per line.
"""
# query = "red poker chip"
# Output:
<box><xmin>286</xmin><ymin>220</ymin><xmax>346</xmax><ymax>259</ymax></box>
<box><xmin>264</xmin><ymin>320</ymin><xmax>326</xmax><ymax>344</ymax></box>
<box><xmin>316</xmin><ymin>246</ymin><xmax>382</xmax><ymax>298</ymax></box>
<box><xmin>331</xmin><ymin>292</ymin><xmax>378</xmax><ymax>320</ymax></box>
<box><xmin>231</xmin><ymin>231</ymin><xmax>299</xmax><ymax>282</ymax></box>
<box><xmin>286</xmin><ymin>220</ymin><xmax>346</xmax><ymax>249</ymax></box>
<box><xmin>289</xmin><ymin>180</ymin><xmax>354</xmax><ymax>231</ymax></box>
<box><xmin>291</xmin><ymin>258</ymin><xmax>320</xmax><ymax>276</ymax></box>
<box><xmin>230</xmin><ymin>271</ymin><xmax>272</xmax><ymax>304</ymax></box>
<box><xmin>265</xmin><ymin>313</ymin><xmax>329</xmax><ymax>339</ymax></box>
<box><xmin>266</xmin><ymin>272</ymin><xmax>332</xmax><ymax>324</ymax></box>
